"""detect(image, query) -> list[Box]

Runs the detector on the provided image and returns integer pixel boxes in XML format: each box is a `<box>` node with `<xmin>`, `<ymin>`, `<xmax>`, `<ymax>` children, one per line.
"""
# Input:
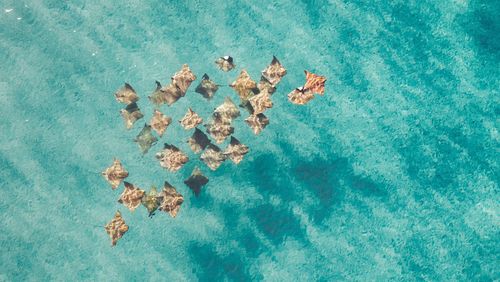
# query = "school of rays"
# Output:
<box><xmin>102</xmin><ymin>56</ymin><xmax>326</xmax><ymax>246</ymax></box>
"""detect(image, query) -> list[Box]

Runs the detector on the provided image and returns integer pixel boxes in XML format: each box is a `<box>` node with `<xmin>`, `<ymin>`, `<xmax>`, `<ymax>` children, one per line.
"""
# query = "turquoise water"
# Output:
<box><xmin>1</xmin><ymin>0</ymin><xmax>499</xmax><ymax>280</ymax></box>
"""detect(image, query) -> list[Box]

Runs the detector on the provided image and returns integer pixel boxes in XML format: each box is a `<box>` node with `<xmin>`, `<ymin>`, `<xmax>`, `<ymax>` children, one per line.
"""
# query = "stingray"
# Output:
<box><xmin>179</xmin><ymin>108</ymin><xmax>203</xmax><ymax>130</ymax></box>
<box><xmin>205</xmin><ymin>118</ymin><xmax>234</xmax><ymax>144</ymax></box>
<box><xmin>215</xmin><ymin>55</ymin><xmax>235</xmax><ymax>72</ymax></box>
<box><xmin>158</xmin><ymin>181</ymin><xmax>184</xmax><ymax>218</ymax></box>
<box><xmin>214</xmin><ymin>97</ymin><xmax>240</xmax><ymax>122</ymax></box>
<box><xmin>184</xmin><ymin>167</ymin><xmax>209</xmax><ymax>196</ymax></box>
<box><xmin>304</xmin><ymin>70</ymin><xmax>326</xmax><ymax>95</ymax></box>
<box><xmin>155</xmin><ymin>144</ymin><xmax>189</xmax><ymax>172</ymax></box>
<box><xmin>195</xmin><ymin>74</ymin><xmax>219</xmax><ymax>100</ymax></box>
<box><xmin>102</xmin><ymin>159</ymin><xmax>129</xmax><ymax>190</ymax></box>
<box><xmin>224</xmin><ymin>136</ymin><xmax>249</xmax><ymax>164</ymax></box>
<box><xmin>115</xmin><ymin>83</ymin><xmax>139</xmax><ymax>104</ymax></box>
<box><xmin>134</xmin><ymin>124</ymin><xmax>158</xmax><ymax>154</ymax></box>
<box><xmin>230</xmin><ymin>69</ymin><xmax>258</xmax><ymax>102</ymax></box>
<box><xmin>200</xmin><ymin>144</ymin><xmax>226</xmax><ymax>171</ymax></box>
<box><xmin>171</xmin><ymin>64</ymin><xmax>197</xmax><ymax>94</ymax></box>
<box><xmin>150</xmin><ymin>109</ymin><xmax>172</xmax><ymax>137</ymax></box>
<box><xmin>105</xmin><ymin>211</ymin><xmax>129</xmax><ymax>246</ymax></box>
<box><xmin>245</xmin><ymin>113</ymin><xmax>269</xmax><ymax>135</ymax></box>
<box><xmin>187</xmin><ymin>128</ymin><xmax>211</xmax><ymax>153</ymax></box>
<box><xmin>288</xmin><ymin>86</ymin><xmax>315</xmax><ymax>105</ymax></box>
<box><xmin>261</xmin><ymin>56</ymin><xmax>287</xmax><ymax>86</ymax></box>
<box><xmin>118</xmin><ymin>182</ymin><xmax>146</xmax><ymax>212</ymax></box>
<box><xmin>248</xmin><ymin>89</ymin><xmax>273</xmax><ymax>115</ymax></box>
<box><xmin>141</xmin><ymin>186</ymin><xmax>161</xmax><ymax>217</ymax></box>
<box><xmin>120</xmin><ymin>102</ymin><xmax>144</xmax><ymax>129</ymax></box>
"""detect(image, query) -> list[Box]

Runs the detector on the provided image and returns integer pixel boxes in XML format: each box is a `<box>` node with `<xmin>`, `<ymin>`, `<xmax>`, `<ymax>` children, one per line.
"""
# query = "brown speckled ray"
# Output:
<box><xmin>118</xmin><ymin>182</ymin><xmax>145</xmax><ymax>212</ymax></box>
<box><xmin>105</xmin><ymin>211</ymin><xmax>129</xmax><ymax>246</ymax></box>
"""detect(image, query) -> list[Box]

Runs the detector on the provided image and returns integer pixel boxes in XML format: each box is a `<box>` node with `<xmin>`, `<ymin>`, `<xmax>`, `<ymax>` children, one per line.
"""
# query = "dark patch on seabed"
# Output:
<box><xmin>462</xmin><ymin>0</ymin><xmax>500</xmax><ymax>58</ymax></box>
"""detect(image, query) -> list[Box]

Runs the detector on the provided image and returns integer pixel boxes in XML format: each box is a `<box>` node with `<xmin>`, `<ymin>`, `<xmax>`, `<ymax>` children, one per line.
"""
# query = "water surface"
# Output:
<box><xmin>0</xmin><ymin>0</ymin><xmax>498</xmax><ymax>280</ymax></box>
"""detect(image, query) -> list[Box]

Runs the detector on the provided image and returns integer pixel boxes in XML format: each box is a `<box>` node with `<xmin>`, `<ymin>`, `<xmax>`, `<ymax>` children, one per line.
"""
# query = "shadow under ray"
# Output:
<box><xmin>278</xmin><ymin>140</ymin><xmax>388</xmax><ymax>224</ymax></box>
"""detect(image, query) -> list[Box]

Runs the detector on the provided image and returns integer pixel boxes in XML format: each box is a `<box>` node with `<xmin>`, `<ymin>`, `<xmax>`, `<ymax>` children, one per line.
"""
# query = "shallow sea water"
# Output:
<box><xmin>0</xmin><ymin>0</ymin><xmax>499</xmax><ymax>281</ymax></box>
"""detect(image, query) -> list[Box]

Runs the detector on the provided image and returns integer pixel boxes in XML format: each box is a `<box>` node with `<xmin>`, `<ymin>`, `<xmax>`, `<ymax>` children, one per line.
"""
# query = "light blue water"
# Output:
<box><xmin>1</xmin><ymin>0</ymin><xmax>499</xmax><ymax>281</ymax></box>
